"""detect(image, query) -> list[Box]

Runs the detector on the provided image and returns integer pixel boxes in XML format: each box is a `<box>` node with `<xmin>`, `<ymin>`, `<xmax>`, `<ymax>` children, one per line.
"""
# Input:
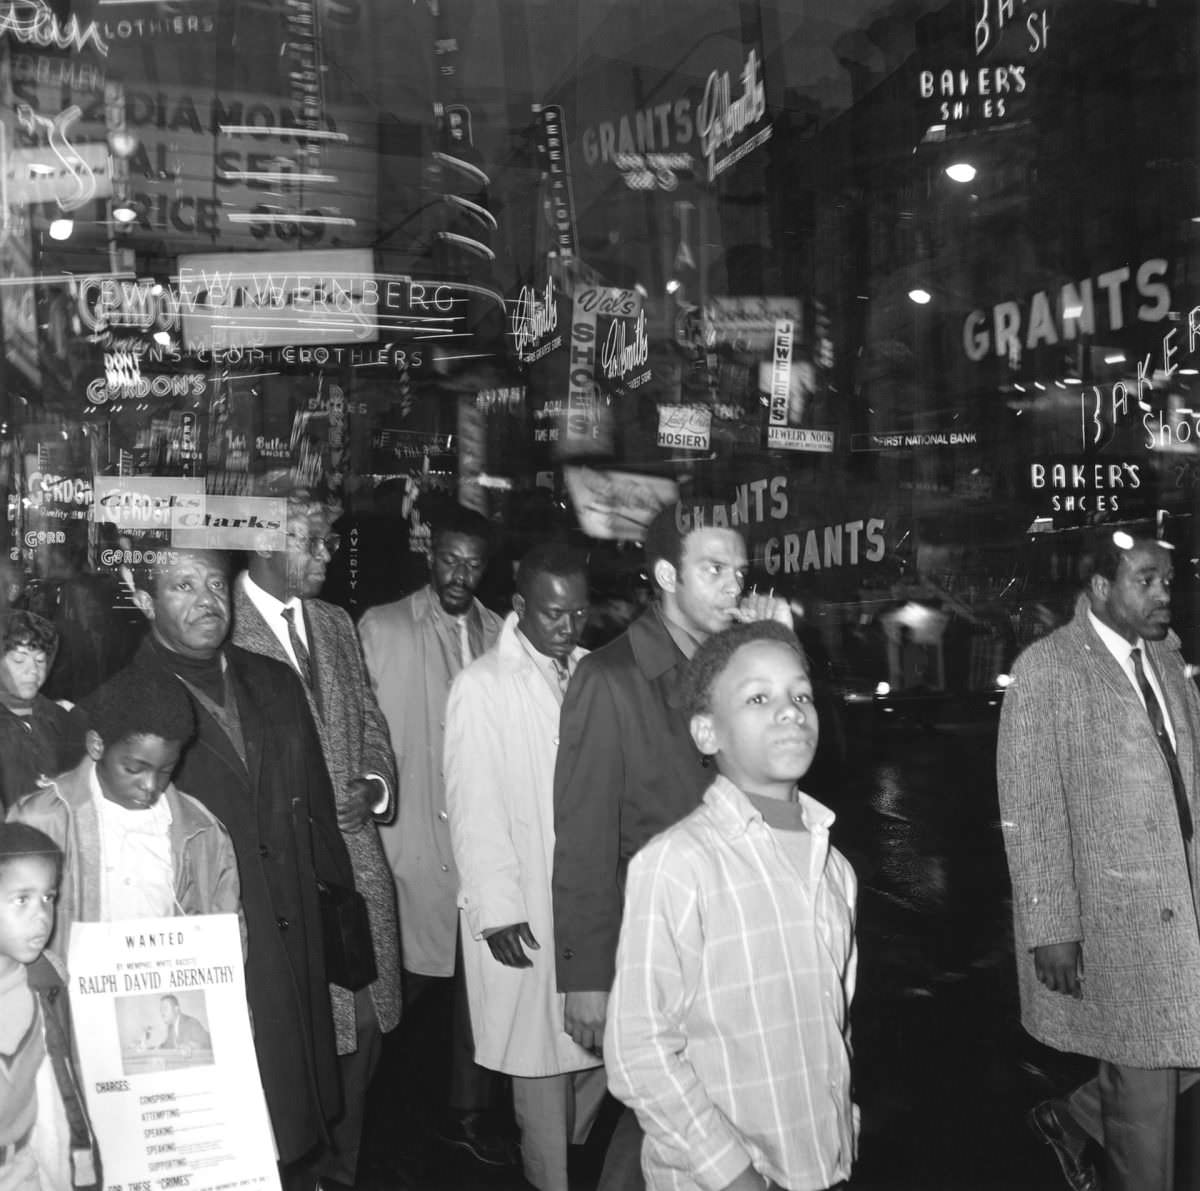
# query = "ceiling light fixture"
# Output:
<box><xmin>944</xmin><ymin>162</ymin><xmax>977</xmax><ymax>183</ymax></box>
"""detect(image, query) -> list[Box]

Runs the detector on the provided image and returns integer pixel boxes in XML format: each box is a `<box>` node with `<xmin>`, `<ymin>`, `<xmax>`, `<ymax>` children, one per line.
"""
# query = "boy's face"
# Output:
<box><xmin>0</xmin><ymin>855</ymin><xmax>58</xmax><ymax>975</ymax></box>
<box><xmin>0</xmin><ymin>644</ymin><xmax>49</xmax><ymax>702</ymax></box>
<box><xmin>89</xmin><ymin>732</ymin><xmax>183</xmax><ymax>811</ymax></box>
<box><xmin>690</xmin><ymin>639</ymin><xmax>818</xmax><ymax>800</ymax></box>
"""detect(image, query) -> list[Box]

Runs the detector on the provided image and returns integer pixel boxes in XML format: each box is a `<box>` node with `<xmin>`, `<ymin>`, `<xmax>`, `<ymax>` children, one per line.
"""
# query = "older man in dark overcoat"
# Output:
<box><xmin>129</xmin><ymin>547</ymin><xmax>353</xmax><ymax>1184</ymax></box>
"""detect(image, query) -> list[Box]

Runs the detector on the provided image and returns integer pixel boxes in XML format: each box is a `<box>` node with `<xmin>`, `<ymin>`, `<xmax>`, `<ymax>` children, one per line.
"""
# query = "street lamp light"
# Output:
<box><xmin>944</xmin><ymin>162</ymin><xmax>977</xmax><ymax>183</ymax></box>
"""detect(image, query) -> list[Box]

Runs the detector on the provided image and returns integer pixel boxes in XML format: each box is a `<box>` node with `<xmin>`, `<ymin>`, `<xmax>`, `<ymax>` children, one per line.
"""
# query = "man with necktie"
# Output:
<box><xmin>358</xmin><ymin>503</ymin><xmax>507</xmax><ymax>1164</ymax></box>
<box><xmin>998</xmin><ymin>530</ymin><xmax>1200</xmax><ymax>1191</ymax></box>
<box><xmin>235</xmin><ymin>494</ymin><xmax>402</xmax><ymax>1191</ymax></box>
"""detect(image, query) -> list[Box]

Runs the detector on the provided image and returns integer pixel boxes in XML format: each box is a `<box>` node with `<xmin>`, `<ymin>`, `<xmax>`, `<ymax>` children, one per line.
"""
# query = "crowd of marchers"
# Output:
<box><xmin>0</xmin><ymin>499</ymin><xmax>1197</xmax><ymax>1191</ymax></box>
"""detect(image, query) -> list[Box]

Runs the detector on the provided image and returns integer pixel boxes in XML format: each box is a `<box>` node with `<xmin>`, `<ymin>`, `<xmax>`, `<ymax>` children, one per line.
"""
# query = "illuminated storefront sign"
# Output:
<box><xmin>961</xmin><ymin>259</ymin><xmax>1170</xmax><ymax>362</ymax></box>
<box><xmin>0</xmin><ymin>0</ymin><xmax>108</xmax><ymax>55</ymax></box>
<box><xmin>6</xmin><ymin>115</ymin><xmax>112</xmax><ymax>209</ymax></box>
<box><xmin>1029</xmin><ymin>460</ymin><xmax>1142</xmax><ymax>514</ymax></box>
<box><xmin>704</xmin><ymin>296</ymin><xmax>801</xmax><ymax>351</ymax></box>
<box><xmin>535</xmin><ymin>104</ymin><xmax>577</xmax><ymax>258</ymax></box>
<box><xmin>510</xmin><ymin>275</ymin><xmax>560</xmax><ymax>363</ymax></box>
<box><xmin>174</xmin><ymin>249</ymin><xmax>377</xmax><ymax>348</ymax></box>
<box><xmin>767</xmin><ymin>427</ymin><xmax>835</xmax><ymax>453</ymax></box>
<box><xmin>93</xmin><ymin>477</ymin><xmax>203</xmax><ymax>531</ymax></box>
<box><xmin>768</xmin><ymin>318</ymin><xmax>793</xmax><ymax>426</ymax></box>
<box><xmin>171</xmin><ymin>494</ymin><xmax>286</xmax><ymax>550</ymax></box>
<box><xmin>579</xmin><ymin>42</ymin><xmax>768</xmax><ymax>184</ymax></box>
<box><xmin>562</xmin><ymin>284</ymin><xmax>613</xmax><ymax>454</ymax></box>
<box><xmin>675</xmin><ymin>477</ymin><xmax>886</xmax><ymax>576</ymax></box>
<box><xmin>657</xmin><ymin>404</ymin><xmax>711</xmax><ymax>451</ymax></box>
<box><xmin>697</xmin><ymin>46</ymin><xmax>770</xmax><ymax>182</ymax></box>
<box><xmin>6</xmin><ymin>77</ymin><xmax>373</xmax><ymax>246</ymax></box>
<box><xmin>917</xmin><ymin>0</ymin><xmax>1049</xmax><ymax>126</ymax></box>
<box><xmin>600</xmin><ymin>308</ymin><xmax>648</xmax><ymax>383</ymax></box>
<box><xmin>851</xmin><ymin>430</ymin><xmax>979</xmax><ymax>451</ymax></box>
<box><xmin>85</xmin><ymin>373</ymin><xmax>207</xmax><ymax>406</ymax></box>
<box><xmin>614</xmin><ymin>152</ymin><xmax>693</xmax><ymax>191</ymax></box>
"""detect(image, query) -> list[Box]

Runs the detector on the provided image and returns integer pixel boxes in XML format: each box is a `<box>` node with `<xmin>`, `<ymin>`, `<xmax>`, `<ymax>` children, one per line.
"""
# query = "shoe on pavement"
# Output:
<box><xmin>434</xmin><ymin>1110</ymin><xmax>518</xmax><ymax>1167</ymax></box>
<box><xmin>1027</xmin><ymin>1100</ymin><xmax>1100</xmax><ymax>1191</ymax></box>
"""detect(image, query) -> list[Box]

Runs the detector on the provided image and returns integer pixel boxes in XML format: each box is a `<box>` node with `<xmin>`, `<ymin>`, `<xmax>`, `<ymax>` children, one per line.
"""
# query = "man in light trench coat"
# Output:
<box><xmin>445</xmin><ymin>542</ymin><xmax>605</xmax><ymax>1191</ymax></box>
<box><xmin>998</xmin><ymin>530</ymin><xmax>1200</xmax><ymax>1191</ymax></box>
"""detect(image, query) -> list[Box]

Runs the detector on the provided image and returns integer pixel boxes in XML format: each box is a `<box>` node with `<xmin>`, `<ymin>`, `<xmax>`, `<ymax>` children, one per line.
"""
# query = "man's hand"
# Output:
<box><xmin>735</xmin><ymin>589</ymin><xmax>795</xmax><ymax>627</ymax></box>
<box><xmin>719</xmin><ymin>1165</ymin><xmax>770</xmax><ymax>1191</ymax></box>
<box><xmin>564</xmin><ymin>990</ymin><xmax>608</xmax><ymax>1056</ymax></box>
<box><xmin>339</xmin><ymin>776</ymin><xmax>380</xmax><ymax>832</ymax></box>
<box><xmin>485</xmin><ymin>923</ymin><xmax>539</xmax><ymax>968</ymax></box>
<box><xmin>1034</xmin><ymin>941</ymin><xmax>1084</xmax><ymax>998</ymax></box>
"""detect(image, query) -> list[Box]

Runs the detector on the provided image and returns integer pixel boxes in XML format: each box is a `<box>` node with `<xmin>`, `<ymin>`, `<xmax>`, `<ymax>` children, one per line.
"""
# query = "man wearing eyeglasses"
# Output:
<box><xmin>235</xmin><ymin>495</ymin><xmax>401</xmax><ymax>1191</ymax></box>
<box><xmin>998</xmin><ymin>530</ymin><xmax>1200</xmax><ymax>1191</ymax></box>
<box><xmin>358</xmin><ymin>503</ymin><xmax>507</xmax><ymax>1165</ymax></box>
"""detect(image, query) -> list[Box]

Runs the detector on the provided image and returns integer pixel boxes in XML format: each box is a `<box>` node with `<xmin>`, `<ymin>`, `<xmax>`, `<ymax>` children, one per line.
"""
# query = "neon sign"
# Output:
<box><xmin>0</xmin><ymin>0</ymin><xmax>108</xmax><ymax>56</ymax></box>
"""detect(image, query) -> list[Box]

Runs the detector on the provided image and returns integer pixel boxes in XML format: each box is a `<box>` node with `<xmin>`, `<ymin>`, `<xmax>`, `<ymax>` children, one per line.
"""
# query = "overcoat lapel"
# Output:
<box><xmin>229</xmin><ymin>654</ymin><xmax>267</xmax><ymax>801</ymax></box>
<box><xmin>301</xmin><ymin>602</ymin><xmax>325</xmax><ymax>722</ymax></box>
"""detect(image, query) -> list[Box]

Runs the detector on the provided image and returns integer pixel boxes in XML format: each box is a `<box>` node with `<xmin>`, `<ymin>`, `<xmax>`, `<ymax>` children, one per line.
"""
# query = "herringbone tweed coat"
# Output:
<box><xmin>233</xmin><ymin>579</ymin><xmax>402</xmax><ymax>1052</ymax></box>
<box><xmin>997</xmin><ymin>594</ymin><xmax>1200</xmax><ymax>1067</ymax></box>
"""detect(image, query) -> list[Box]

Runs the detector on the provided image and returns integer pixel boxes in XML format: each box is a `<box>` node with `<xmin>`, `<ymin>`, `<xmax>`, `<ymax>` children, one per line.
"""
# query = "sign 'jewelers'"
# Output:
<box><xmin>697</xmin><ymin>47</ymin><xmax>770</xmax><ymax>183</ymax></box>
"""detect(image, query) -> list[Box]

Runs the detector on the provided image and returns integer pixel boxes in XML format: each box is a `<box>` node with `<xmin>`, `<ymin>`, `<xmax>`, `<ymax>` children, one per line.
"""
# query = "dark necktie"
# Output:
<box><xmin>281</xmin><ymin>605</ymin><xmax>313</xmax><ymax>689</ymax></box>
<box><xmin>1131</xmin><ymin>647</ymin><xmax>1193</xmax><ymax>842</ymax></box>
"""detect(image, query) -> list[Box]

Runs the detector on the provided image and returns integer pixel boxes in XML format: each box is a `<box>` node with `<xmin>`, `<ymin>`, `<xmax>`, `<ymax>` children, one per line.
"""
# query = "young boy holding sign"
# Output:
<box><xmin>0</xmin><ymin>822</ymin><xmax>100</xmax><ymax>1191</ymax></box>
<box><xmin>6</xmin><ymin>666</ymin><xmax>241</xmax><ymax>954</ymax></box>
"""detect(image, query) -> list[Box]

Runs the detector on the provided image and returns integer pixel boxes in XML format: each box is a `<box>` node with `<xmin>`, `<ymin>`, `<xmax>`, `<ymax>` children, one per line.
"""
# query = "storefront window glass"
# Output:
<box><xmin>0</xmin><ymin>0</ymin><xmax>1195</xmax><ymax>714</ymax></box>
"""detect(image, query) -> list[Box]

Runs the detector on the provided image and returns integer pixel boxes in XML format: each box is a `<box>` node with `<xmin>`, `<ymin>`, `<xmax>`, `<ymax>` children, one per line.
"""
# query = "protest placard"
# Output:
<box><xmin>68</xmin><ymin>915</ymin><xmax>279</xmax><ymax>1191</ymax></box>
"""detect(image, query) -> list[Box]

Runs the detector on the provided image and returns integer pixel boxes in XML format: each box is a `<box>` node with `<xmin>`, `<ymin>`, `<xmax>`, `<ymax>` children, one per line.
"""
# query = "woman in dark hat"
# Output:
<box><xmin>0</xmin><ymin>611</ymin><xmax>87</xmax><ymax>810</ymax></box>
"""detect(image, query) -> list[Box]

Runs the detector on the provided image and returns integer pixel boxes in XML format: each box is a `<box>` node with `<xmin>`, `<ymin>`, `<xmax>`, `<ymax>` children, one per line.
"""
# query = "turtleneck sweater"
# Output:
<box><xmin>145</xmin><ymin>633</ymin><xmax>225</xmax><ymax>702</ymax></box>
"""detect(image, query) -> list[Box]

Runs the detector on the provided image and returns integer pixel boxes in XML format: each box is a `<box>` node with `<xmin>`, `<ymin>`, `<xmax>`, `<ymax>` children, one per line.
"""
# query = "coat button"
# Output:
<box><xmin>438</xmin><ymin>811</ymin><xmax>448</xmax><ymax>822</ymax></box>
<box><xmin>562</xmin><ymin>947</ymin><xmax>574</xmax><ymax>959</ymax></box>
<box><xmin>259</xmin><ymin>845</ymin><xmax>270</xmax><ymax>859</ymax></box>
<box><xmin>441</xmin><ymin>864</ymin><xmax>449</xmax><ymax>872</ymax></box>
<box><xmin>277</xmin><ymin>917</ymin><xmax>290</xmax><ymax>930</ymax></box>
<box><xmin>1163</xmin><ymin>908</ymin><xmax>1176</xmax><ymax>923</ymax></box>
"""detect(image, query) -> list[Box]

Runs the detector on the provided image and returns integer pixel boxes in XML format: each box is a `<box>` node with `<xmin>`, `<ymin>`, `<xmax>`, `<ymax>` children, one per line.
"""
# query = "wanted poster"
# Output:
<box><xmin>67</xmin><ymin>915</ymin><xmax>279</xmax><ymax>1191</ymax></box>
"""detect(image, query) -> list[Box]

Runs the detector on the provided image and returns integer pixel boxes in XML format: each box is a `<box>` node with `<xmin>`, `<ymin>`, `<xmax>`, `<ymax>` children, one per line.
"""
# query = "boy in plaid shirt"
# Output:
<box><xmin>606</xmin><ymin>620</ymin><xmax>858</xmax><ymax>1191</ymax></box>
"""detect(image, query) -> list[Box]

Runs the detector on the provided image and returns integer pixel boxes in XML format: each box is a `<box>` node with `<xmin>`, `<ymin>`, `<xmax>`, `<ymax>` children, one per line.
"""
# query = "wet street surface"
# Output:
<box><xmin>357</xmin><ymin>713</ymin><xmax>1095</xmax><ymax>1190</ymax></box>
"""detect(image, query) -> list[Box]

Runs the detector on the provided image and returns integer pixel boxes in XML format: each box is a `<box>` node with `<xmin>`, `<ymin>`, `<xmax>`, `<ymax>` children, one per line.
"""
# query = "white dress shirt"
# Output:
<box><xmin>91</xmin><ymin>763</ymin><xmax>175</xmax><ymax>921</ymax></box>
<box><xmin>239</xmin><ymin>572</ymin><xmax>308</xmax><ymax>671</ymax></box>
<box><xmin>1088</xmin><ymin>609</ymin><xmax>1176</xmax><ymax>749</ymax></box>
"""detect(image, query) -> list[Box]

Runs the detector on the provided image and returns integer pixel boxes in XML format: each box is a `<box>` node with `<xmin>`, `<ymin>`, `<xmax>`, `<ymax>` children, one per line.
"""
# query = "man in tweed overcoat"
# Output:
<box><xmin>998</xmin><ymin>532</ymin><xmax>1200</xmax><ymax>1191</ymax></box>
<box><xmin>235</xmin><ymin>495</ymin><xmax>401</xmax><ymax>1190</ymax></box>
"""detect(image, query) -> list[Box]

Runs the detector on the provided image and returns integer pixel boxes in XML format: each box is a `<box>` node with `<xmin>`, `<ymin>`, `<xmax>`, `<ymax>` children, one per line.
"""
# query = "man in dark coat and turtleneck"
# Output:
<box><xmin>128</xmin><ymin>547</ymin><xmax>354</xmax><ymax>1187</ymax></box>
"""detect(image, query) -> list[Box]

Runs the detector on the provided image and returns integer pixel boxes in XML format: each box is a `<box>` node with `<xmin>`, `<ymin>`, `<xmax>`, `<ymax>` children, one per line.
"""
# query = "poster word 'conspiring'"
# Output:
<box><xmin>69</xmin><ymin>915</ymin><xmax>279</xmax><ymax>1191</ymax></box>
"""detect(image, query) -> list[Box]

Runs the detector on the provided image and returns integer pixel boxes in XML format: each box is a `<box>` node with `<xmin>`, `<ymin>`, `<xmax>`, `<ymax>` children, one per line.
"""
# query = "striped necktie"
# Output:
<box><xmin>281</xmin><ymin>605</ymin><xmax>313</xmax><ymax>689</ymax></box>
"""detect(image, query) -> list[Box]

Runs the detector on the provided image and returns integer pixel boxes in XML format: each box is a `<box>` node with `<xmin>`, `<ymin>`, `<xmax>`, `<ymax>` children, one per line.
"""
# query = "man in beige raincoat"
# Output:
<box><xmin>445</xmin><ymin>542</ymin><xmax>604</xmax><ymax>1191</ymax></box>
